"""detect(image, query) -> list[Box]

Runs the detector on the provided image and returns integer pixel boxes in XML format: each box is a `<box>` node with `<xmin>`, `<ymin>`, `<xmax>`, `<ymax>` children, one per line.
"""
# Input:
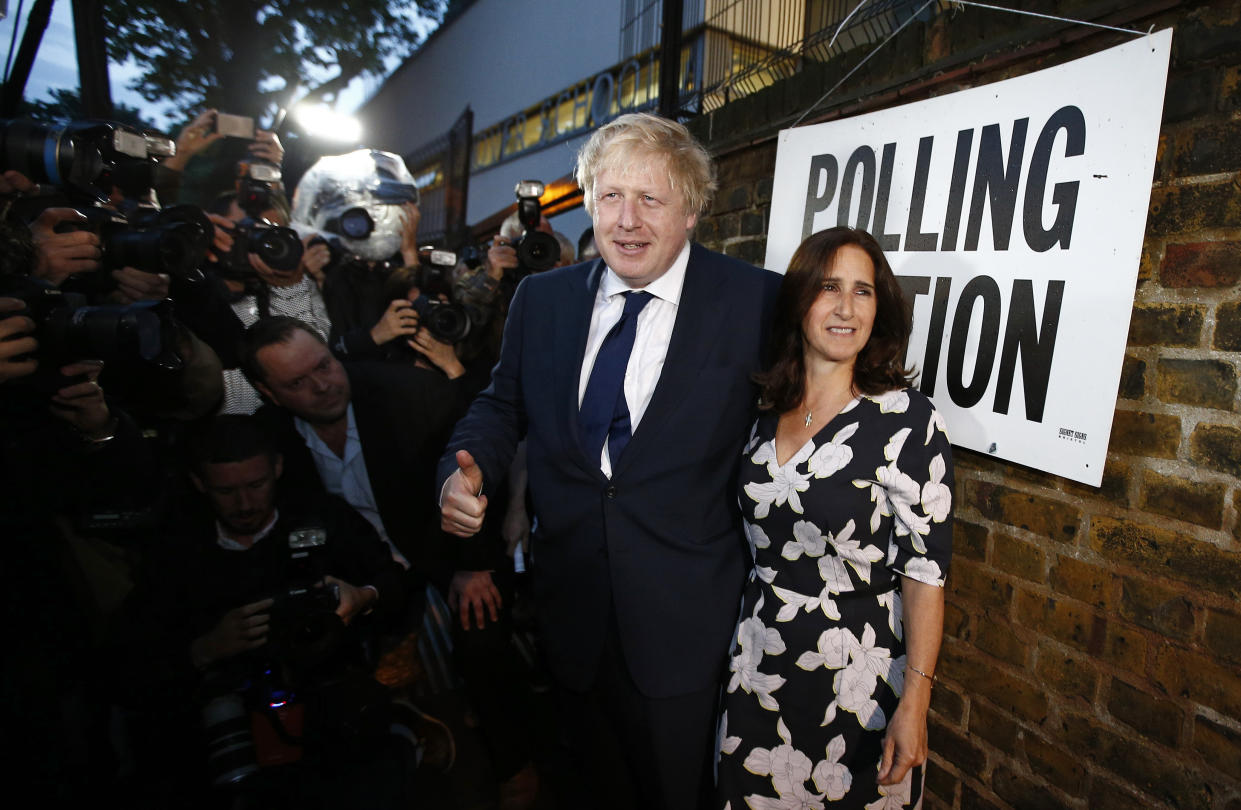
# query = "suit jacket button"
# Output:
<box><xmin>605</xmin><ymin>486</ymin><xmax>617</xmax><ymax>499</ymax></box>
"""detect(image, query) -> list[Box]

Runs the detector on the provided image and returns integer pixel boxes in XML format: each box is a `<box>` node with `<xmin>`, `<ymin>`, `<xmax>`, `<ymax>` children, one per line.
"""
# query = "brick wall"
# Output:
<box><xmin>691</xmin><ymin>2</ymin><xmax>1241</xmax><ymax>807</ymax></box>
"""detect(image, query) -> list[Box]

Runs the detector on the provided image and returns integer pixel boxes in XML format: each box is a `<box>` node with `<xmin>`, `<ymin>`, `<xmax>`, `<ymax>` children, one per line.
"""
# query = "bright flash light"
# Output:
<box><xmin>294</xmin><ymin>104</ymin><xmax>363</xmax><ymax>143</ymax></box>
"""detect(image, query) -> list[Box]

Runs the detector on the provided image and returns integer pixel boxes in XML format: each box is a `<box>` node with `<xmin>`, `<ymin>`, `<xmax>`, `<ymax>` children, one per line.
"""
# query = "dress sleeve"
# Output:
<box><xmin>882</xmin><ymin>391</ymin><xmax>953</xmax><ymax>587</ymax></box>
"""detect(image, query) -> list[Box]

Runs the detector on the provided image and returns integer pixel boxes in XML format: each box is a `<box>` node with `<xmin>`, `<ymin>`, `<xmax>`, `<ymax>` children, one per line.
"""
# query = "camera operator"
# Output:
<box><xmin>289</xmin><ymin>149</ymin><xmax>421</xmax><ymax>349</ymax></box>
<box><xmin>0</xmin><ymin>297</ymin><xmax>163</xmax><ymax>803</ymax></box>
<box><xmin>206</xmin><ymin>190</ymin><xmax>333</xmax><ymax>414</ymax></box>
<box><xmin>110</xmin><ymin>414</ymin><xmax>414</xmax><ymax>808</ymax></box>
<box><xmin>158</xmin><ymin>108</ymin><xmax>286</xmax><ymax>208</ymax></box>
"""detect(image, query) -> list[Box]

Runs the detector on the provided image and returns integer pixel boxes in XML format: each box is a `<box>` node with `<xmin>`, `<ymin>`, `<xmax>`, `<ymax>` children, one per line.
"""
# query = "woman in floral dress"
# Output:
<box><xmin>716</xmin><ymin>227</ymin><xmax>953</xmax><ymax>810</ymax></box>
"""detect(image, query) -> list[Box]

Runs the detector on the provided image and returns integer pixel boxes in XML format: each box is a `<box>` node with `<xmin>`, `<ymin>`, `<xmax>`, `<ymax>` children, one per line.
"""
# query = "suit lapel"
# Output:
<box><xmin>556</xmin><ymin>260</ymin><xmax>605</xmax><ymax>470</ymax></box>
<box><xmin>613</xmin><ymin>244</ymin><xmax>726</xmax><ymax>477</ymax></box>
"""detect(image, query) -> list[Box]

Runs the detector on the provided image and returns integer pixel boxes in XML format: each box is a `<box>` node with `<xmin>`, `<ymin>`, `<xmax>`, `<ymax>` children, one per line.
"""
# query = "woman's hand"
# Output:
<box><xmin>876</xmin><ymin>689</ymin><xmax>930</xmax><ymax>785</ymax></box>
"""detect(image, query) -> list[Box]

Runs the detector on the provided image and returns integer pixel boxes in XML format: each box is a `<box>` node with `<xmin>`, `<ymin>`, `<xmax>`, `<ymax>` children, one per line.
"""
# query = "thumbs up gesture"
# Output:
<box><xmin>441</xmin><ymin>450</ymin><xmax>488</xmax><ymax>537</ymax></box>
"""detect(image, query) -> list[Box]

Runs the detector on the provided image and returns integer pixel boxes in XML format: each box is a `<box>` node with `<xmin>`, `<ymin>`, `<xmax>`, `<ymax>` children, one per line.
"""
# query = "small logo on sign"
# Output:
<box><xmin>1058</xmin><ymin>427</ymin><xmax>1087</xmax><ymax>443</ymax></box>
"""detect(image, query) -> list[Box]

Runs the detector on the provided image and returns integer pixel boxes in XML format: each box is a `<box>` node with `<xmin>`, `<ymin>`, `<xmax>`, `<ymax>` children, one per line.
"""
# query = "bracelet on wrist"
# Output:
<box><xmin>907</xmin><ymin>664</ymin><xmax>936</xmax><ymax>684</ymax></box>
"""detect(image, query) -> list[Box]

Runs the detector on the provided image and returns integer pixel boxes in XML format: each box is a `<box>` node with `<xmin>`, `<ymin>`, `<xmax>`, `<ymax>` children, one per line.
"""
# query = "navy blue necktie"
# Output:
<box><xmin>579</xmin><ymin>291</ymin><xmax>653</xmax><ymax>467</ymax></box>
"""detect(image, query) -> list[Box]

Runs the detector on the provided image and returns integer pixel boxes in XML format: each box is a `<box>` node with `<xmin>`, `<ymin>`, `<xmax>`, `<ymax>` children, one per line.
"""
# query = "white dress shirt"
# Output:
<box><xmin>295</xmin><ymin>404</ymin><xmax>410</xmax><ymax>568</ymax></box>
<box><xmin>578</xmin><ymin>241</ymin><xmax>690</xmax><ymax>478</ymax></box>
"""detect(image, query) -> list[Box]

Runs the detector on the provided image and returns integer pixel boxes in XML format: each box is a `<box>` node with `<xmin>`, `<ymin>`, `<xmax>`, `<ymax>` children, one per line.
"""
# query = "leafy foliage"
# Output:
<box><xmin>103</xmin><ymin>0</ymin><xmax>444</xmax><ymax>120</ymax></box>
<box><xmin>16</xmin><ymin>88</ymin><xmax>155</xmax><ymax>129</ymax></box>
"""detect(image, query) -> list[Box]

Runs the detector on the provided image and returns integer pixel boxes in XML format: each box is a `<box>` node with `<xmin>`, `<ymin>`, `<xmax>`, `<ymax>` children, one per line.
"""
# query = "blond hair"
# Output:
<box><xmin>574</xmin><ymin>113</ymin><xmax>716</xmax><ymax>217</ymax></box>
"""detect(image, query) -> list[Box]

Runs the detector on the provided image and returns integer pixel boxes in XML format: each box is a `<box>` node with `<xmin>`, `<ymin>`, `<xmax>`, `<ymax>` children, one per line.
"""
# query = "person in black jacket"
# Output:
<box><xmin>113</xmin><ymin>414</ymin><xmax>412</xmax><ymax>809</ymax></box>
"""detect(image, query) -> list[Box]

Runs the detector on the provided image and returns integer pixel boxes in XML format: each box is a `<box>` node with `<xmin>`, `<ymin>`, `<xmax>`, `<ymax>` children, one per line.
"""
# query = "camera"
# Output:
<box><xmin>0</xmin><ymin>274</ymin><xmax>183</xmax><ymax>388</ymax></box>
<box><xmin>65</xmin><ymin>203</ymin><xmax>213</xmax><ymax>281</ymax></box>
<box><xmin>0</xmin><ymin>118</ymin><xmax>175</xmax><ymax>203</ymax></box>
<box><xmin>508</xmin><ymin>179</ymin><xmax>559</xmax><ymax>277</ymax></box>
<box><xmin>408</xmin><ymin>248</ymin><xmax>471</xmax><ymax>344</ymax></box>
<box><xmin>265</xmin><ymin>527</ymin><xmax>342</xmax><ymax>662</ymax></box>
<box><xmin>235</xmin><ymin>158</ymin><xmax>283</xmax><ymax>220</ymax></box>
<box><xmin>216</xmin><ymin>217</ymin><xmax>304</xmax><ymax>281</ymax></box>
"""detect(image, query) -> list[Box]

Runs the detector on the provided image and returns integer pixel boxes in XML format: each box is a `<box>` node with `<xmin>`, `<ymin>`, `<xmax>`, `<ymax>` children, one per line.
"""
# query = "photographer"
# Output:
<box><xmin>289</xmin><ymin>149</ymin><xmax>421</xmax><ymax>347</ymax></box>
<box><xmin>111</xmin><ymin>414</ymin><xmax>412</xmax><ymax>808</ymax></box>
<box><xmin>0</xmin><ymin>302</ymin><xmax>162</xmax><ymax>803</ymax></box>
<box><xmin>206</xmin><ymin>190</ymin><xmax>332</xmax><ymax>414</ymax></box>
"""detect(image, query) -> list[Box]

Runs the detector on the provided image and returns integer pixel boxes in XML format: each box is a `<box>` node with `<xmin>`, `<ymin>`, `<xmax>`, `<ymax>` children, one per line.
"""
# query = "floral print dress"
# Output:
<box><xmin>716</xmin><ymin>389</ymin><xmax>953</xmax><ymax>810</ymax></box>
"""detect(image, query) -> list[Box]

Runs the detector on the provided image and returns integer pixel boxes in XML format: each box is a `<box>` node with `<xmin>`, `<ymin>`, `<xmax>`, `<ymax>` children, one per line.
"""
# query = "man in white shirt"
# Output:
<box><xmin>438</xmin><ymin>113</ymin><xmax>781</xmax><ymax>810</ymax></box>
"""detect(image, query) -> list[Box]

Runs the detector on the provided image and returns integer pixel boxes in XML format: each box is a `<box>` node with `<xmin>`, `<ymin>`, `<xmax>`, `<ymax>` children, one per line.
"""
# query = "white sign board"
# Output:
<box><xmin>765</xmin><ymin>30</ymin><xmax>1172</xmax><ymax>486</ymax></box>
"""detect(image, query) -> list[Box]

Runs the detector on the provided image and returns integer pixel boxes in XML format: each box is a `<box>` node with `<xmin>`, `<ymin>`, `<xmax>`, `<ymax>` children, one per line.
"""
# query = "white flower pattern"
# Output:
<box><xmin>720</xmin><ymin>389</ymin><xmax>951</xmax><ymax>810</ymax></box>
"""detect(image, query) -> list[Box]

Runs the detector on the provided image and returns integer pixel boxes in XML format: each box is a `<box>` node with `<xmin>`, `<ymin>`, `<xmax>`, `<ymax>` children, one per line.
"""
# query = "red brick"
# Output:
<box><xmin>968</xmin><ymin>699</ymin><xmax>1018</xmax><ymax>751</ymax></box>
<box><xmin>1106</xmin><ymin>677</ymin><xmax>1184</xmax><ymax>747</ymax></box>
<box><xmin>1216</xmin><ymin>300</ymin><xmax>1241</xmax><ymax>352</ymax></box>
<box><xmin>1155</xmin><ymin>358</ymin><xmax>1237</xmax><ymax>411</ymax></box>
<box><xmin>1058</xmin><ymin>712</ymin><xmax>1215</xmax><ymax>808</ymax></box>
<box><xmin>929</xmin><ymin>715</ymin><xmax>987</xmax><ymax>776</ymax></box>
<box><xmin>943</xmin><ymin>598</ymin><xmax>969</xmax><ymax>639</ymax></box>
<box><xmin>948</xmin><ymin>558</ymin><xmax>1013</xmax><ymax>611</ymax></box>
<box><xmin>1060</xmin><ymin>455</ymin><xmax>1131</xmax><ymax>507</ymax></box>
<box><xmin>961</xmin><ymin>784</ymin><xmax>1005</xmax><ymax>810</ymax></box>
<box><xmin>1169</xmin><ymin>121</ymin><xmax>1241</xmax><ymax>178</ymax></box>
<box><xmin>965</xmin><ymin>480</ymin><xmax>1080</xmax><ymax>543</ymax></box>
<box><xmin>990</xmin><ymin>532</ymin><xmax>1046</xmax><ymax>582</ymax></box>
<box><xmin>1119</xmin><ymin>575</ymin><xmax>1197</xmax><ymax>637</ymax></box>
<box><xmin>1023</xmin><ymin>733</ymin><xmax>1088</xmax><ymax>796</ymax></box>
<box><xmin>1152</xmin><ymin>643</ymin><xmax>1241</xmax><ymax>718</ymax></box>
<box><xmin>1204</xmin><ymin>609</ymin><xmax>1241</xmax><ymax>665</ymax></box>
<box><xmin>1034</xmin><ymin>642</ymin><xmax>1099</xmax><ymax>702</ymax></box>
<box><xmin>1148</xmin><ymin>181</ymin><xmax>1241</xmax><ymax>237</ymax></box>
<box><xmin>1193</xmin><ymin>714</ymin><xmax>1241</xmax><ymax>779</ymax></box>
<box><xmin>1126</xmin><ymin>302</ymin><xmax>1205</xmax><ymax>347</ymax></box>
<box><xmin>1159</xmin><ymin>240</ymin><xmax>1241</xmax><ymax>287</ymax></box>
<box><xmin>1107</xmin><ymin>410</ymin><xmax>1182</xmax><ymax>459</ymax></box>
<box><xmin>941</xmin><ymin>640</ymin><xmax>1048</xmax><ymax>723</ymax></box>
<box><xmin>975</xmin><ymin>618</ymin><xmax>1029</xmax><ymax>668</ymax></box>
<box><xmin>1189</xmin><ymin>422</ymin><xmax>1241</xmax><ymax>478</ymax></box>
<box><xmin>992</xmin><ymin>766</ymin><xmax>1075</xmax><ymax>810</ymax></box>
<box><xmin>1049</xmin><ymin>555</ymin><xmax>1116</xmax><ymax>610</ymax></box>
<box><xmin>1015</xmin><ymin>590</ymin><xmax>1101</xmax><ymax>653</ymax></box>
<box><xmin>955</xmin><ymin>520</ymin><xmax>988</xmax><ymax>562</ymax></box>
<box><xmin>1140</xmin><ymin>469</ymin><xmax>1226</xmax><ymax>529</ymax></box>
<box><xmin>1101</xmin><ymin>622</ymin><xmax>1148</xmax><ymax>676</ymax></box>
<box><xmin>924</xmin><ymin>759</ymin><xmax>958</xmax><ymax>808</ymax></box>
<box><xmin>1091</xmin><ymin>516</ymin><xmax>1241</xmax><ymax>599</ymax></box>
<box><xmin>930</xmin><ymin>682</ymin><xmax>965</xmax><ymax>725</ymax></box>
<box><xmin>1118</xmin><ymin>354</ymin><xmax>1146</xmax><ymax>400</ymax></box>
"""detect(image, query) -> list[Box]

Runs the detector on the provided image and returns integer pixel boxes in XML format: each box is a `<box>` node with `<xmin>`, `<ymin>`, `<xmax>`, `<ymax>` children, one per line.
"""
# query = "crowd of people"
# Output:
<box><xmin>0</xmin><ymin>108</ymin><xmax>953</xmax><ymax>810</ymax></box>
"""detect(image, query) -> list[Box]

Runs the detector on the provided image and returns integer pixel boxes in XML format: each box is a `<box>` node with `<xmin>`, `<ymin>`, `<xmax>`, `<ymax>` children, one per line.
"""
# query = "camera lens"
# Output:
<box><xmin>253</xmin><ymin>225</ymin><xmax>304</xmax><ymax>272</ymax></box>
<box><xmin>338</xmin><ymin>207</ymin><xmax>374</xmax><ymax>239</ymax></box>
<box><xmin>517</xmin><ymin>230</ymin><xmax>560</xmax><ymax>273</ymax></box>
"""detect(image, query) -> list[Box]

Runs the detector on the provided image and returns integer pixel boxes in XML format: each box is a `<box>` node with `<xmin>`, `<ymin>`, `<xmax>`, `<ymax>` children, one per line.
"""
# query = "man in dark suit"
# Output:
<box><xmin>439</xmin><ymin>113</ymin><xmax>780</xmax><ymax>810</ymax></box>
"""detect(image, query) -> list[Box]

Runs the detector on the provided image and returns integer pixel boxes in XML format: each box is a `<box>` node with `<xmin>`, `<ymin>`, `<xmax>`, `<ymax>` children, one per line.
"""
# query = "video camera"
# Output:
<box><xmin>215</xmin><ymin>217</ymin><xmax>304</xmax><ymax>283</ymax></box>
<box><xmin>402</xmin><ymin>249</ymin><xmax>469</xmax><ymax>344</ymax></box>
<box><xmin>65</xmin><ymin>203</ymin><xmax>213</xmax><ymax>281</ymax></box>
<box><xmin>0</xmin><ymin>273</ymin><xmax>183</xmax><ymax>395</ymax></box>
<box><xmin>508</xmin><ymin>179</ymin><xmax>559</xmax><ymax>277</ymax></box>
<box><xmin>0</xmin><ymin>118</ymin><xmax>174</xmax><ymax>203</ymax></box>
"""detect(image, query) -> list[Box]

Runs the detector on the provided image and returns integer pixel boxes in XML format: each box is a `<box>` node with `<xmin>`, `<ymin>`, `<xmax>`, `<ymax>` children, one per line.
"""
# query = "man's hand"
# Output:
<box><xmin>300</xmin><ymin>235</ymin><xmax>330</xmax><ymax>288</ymax></box>
<box><xmin>447</xmin><ymin>570</ymin><xmax>501</xmax><ymax>630</ymax></box>
<box><xmin>0</xmin><ymin>298</ymin><xmax>37</xmax><ymax>384</ymax></box>
<box><xmin>191</xmin><ymin>598</ymin><xmax>274</xmax><ymax>669</ymax></box>
<box><xmin>323</xmin><ymin>575</ymin><xmax>375</xmax><ymax>624</ymax></box>
<box><xmin>370</xmin><ymin>298</ymin><xmax>420</xmax><ymax>346</ymax></box>
<box><xmin>408</xmin><ymin>323</ymin><xmax>465</xmax><ymax>379</ymax></box>
<box><xmin>110</xmin><ymin>267</ymin><xmax>170</xmax><ymax>303</ymax></box>
<box><xmin>501</xmin><ymin>498</ymin><xmax>531</xmax><ymax>559</ymax></box>
<box><xmin>0</xmin><ymin>169</ymin><xmax>35</xmax><ymax>196</ymax></box>
<box><xmin>441</xmin><ymin>449</ymin><xmax>487</xmax><ymax>537</ymax></box>
<box><xmin>164</xmin><ymin>109</ymin><xmax>225</xmax><ymax>173</ymax></box>
<box><xmin>248</xmin><ymin>252</ymin><xmax>300</xmax><ymax>287</ymax></box>
<box><xmin>486</xmin><ymin>237</ymin><xmax>518</xmax><ymax>281</ymax></box>
<box><xmin>248</xmin><ymin>130</ymin><xmax>284</xmax><ymax>166</ymax></box>
<box><xmin>30</xmin><ymin>208</ymin><xmax>101</xmax><ymax>285</ymax></box>
<box><xmin>205</xmin><ymin>213</ymin><xmax>235</xmax><ymax>264</ymax></box>
<box><xmin>48</xmin><ymin>360</ymin><xmax>113</xmax><ymax>438</ymax></box>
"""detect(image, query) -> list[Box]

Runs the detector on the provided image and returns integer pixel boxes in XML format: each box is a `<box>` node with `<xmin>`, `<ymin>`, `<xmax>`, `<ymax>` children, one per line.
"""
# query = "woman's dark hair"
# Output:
<box><xmin>756</xmin><ymin>226</ymin><xmax>915</xmax><ymax>413</ymax></box>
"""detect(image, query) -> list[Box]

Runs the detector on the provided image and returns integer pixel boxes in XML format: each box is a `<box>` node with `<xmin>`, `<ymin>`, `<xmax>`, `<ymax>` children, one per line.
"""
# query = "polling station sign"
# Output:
<box><xmin>765</xmin><ymin>30</ymin><xmax>1172</xmax><ymax>486</ymax></box>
